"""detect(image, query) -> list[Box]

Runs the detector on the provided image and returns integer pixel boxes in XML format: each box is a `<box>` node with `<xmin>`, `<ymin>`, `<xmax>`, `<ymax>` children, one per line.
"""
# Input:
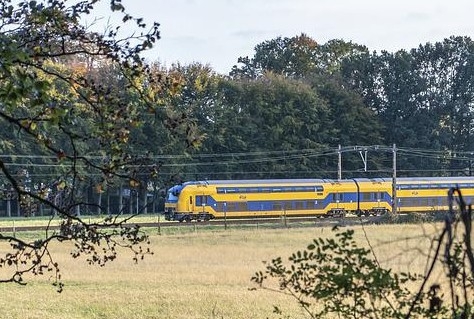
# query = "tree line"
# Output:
<box><xmin>159</xmin><ymin>34</ymin><xmax>474</xmax><ymax>182</ymax></box>
<box><xmin>3</xmin><ymin>32</ymin><xmax>474</xmax><ymax>213</ymax></box>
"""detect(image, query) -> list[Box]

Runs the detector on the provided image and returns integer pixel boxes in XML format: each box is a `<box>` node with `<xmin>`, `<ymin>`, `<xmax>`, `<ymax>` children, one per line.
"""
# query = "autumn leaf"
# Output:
<box><xmin>129</xmin><ymin>179</ymin><xmax>140</xmax><ymax>188</ymax></box>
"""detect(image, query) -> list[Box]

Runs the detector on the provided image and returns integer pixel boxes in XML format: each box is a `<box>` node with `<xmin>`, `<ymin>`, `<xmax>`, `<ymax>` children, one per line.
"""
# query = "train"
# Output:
<box><xmin>163</xmin><ymin>176</ymin><xmax>474</xmax><ymax>222</ymax></box>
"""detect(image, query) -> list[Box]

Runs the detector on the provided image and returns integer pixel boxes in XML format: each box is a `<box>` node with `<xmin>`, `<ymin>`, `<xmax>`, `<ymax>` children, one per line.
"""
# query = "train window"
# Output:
<box><xmin>399</xmin><ymin>198</ymin><xmax>414</xmax><ymax>207</ymax></box>
<box><xmin>306</xmin><ymin>201</ymin><xmax>315</xmax><ymax>209</ymax></box>
<box><xmin>238</xmin><ymin>202</ymin><xmax>247</xmax><ymax>211</ymax></box>
<box><xmin>295</xmin><ymin>201</ymin><xmax>304</xmax><ymax>209</ymax></box>
<box><xmin>294</xmin><ymin>186</ymin><xmax>313</xmax><ymax>192</ymax></box>
<box><xmin>217</xmin><ymin>187</ymin><xmax>233</xmax><ymax>193</ymax></box>
<box><xmin>284</xmin><ymin>202</ymin><xmax>292</xmax><ymax>210</ymax></box>
<box><xmin>332</xmin><ymin>193</ymin><xmax>342</xmax><ymax>201</ymax></box>
<box><xmin>362</xmin><ymin>193</ymin><xmax>371</xmax><ymax>201</ymax></box>
<box><xmin>439</xmin><ymin>198</ymin><xmax>448</xmax><ymax>206</ymax></box>
<box><xmin>273</xmin><ymin>203</ymin><xmax>282</xmax><ymax>211</ymax></box>
<box><xmin>226</xmin><ymin>202</ymin><xmax>237</xmax><ymax>211</ymax></box>
<box><xmin>409</xmin><ymin>198</ymin><xmax>417</xmax><ymax>207</ymax></box>
<box><xmin>196</xmin><ymin>196</ymin><xmax>208</xmax><ymax>206</ymax></box>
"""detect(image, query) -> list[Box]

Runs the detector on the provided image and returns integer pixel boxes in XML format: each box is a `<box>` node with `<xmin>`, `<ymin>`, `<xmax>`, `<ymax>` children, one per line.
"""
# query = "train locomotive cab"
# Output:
<box><xmin>175</xmin><ymin>184</ymin><xmax>216</xmax><ymax>222</ymax></box>
<box><xmin>164</xmin><ymin>183</ymin><xmax>190</xmax><ymax>221</ymax></box>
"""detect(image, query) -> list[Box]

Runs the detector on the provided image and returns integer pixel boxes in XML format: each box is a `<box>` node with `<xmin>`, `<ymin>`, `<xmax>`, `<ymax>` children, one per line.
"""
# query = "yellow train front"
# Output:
<box><xmin>169</xmin><ymin>178</ymin><xmax>393</xmax><ymax>222</ymax></box>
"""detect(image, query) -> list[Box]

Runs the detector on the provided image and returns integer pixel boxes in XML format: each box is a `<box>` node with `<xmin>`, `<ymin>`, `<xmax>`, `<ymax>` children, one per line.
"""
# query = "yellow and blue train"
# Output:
<box><xmin>163</xmin><ymin>176</ymin><xmax>474</xmax><ymax>222</ymax></box>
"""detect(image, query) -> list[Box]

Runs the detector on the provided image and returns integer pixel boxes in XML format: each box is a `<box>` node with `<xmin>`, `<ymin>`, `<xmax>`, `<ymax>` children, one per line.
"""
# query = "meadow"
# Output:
<box><xmin>0</xmin><ymin>220</ymin><xmax>459</xmax><ymax>319</ymax></box>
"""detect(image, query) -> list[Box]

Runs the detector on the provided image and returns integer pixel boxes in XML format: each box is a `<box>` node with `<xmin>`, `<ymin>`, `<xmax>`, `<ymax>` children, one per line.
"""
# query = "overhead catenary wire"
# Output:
<box><xmin>0</xmin><ymin>145</ymin><xmax>472</xmax><ymax>170</ymax></box>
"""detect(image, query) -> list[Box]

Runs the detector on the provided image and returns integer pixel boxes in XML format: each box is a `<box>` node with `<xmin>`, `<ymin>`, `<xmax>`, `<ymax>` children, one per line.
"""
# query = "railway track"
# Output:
<box><xmin>0</xmin><ymin>215</ymin><xmax>387</xmax><ymax>233</ymax></box>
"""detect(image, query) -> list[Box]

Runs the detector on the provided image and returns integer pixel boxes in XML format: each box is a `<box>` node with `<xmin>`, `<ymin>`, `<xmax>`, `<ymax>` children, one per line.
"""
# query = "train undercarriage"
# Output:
<box><xmin>164</xmin><ymin>207</ymin><xmax>389</xmax><ymax>222</ymax></box>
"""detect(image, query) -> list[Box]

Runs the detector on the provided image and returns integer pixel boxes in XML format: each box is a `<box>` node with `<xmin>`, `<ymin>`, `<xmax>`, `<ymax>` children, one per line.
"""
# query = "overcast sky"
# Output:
<box><xmin>98</xmin><ymin>0</ymin><xmax>474</xmax><ymax>74</ymax></box>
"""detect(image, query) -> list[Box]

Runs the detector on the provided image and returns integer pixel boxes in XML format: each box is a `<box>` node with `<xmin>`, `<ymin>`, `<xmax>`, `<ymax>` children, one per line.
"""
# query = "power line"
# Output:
<box><xmin>0</xmin><ymin>145</ymin><xmax>472</xmax><ymax>170</ymax></box>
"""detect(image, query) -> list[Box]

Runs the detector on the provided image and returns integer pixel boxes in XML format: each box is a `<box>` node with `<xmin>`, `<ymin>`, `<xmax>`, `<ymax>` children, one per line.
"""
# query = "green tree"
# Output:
<box><xmin>0</xmin><ymin>0</ymin><xmax>193</xmax><ymax>290</ymax></box>
<box><xmin>200</xmin><ymin>73</ymin><xmax>332</xmax><ymax>179</ymax></box>
<box><xmin>223</xmin><ymin>35</ymin><xmax>383</xmax><ymax>178</ymax></box>
<box><xmin>252</xmin><ymin>227</ymin><xmax>428</xmax><ymax>318</ymax></box>
<box><xmin>412</xmin><ymin>36</ymin><xmax>474</xmax><ymax>171</ymax></box>
<box><xmin>309</xmin><ymin>74</ymin><xmax>384</xmax><ymax>175</ymax></box>
<box><xmin>253</xmin><ymin>189</ymin><xmax>474</xmax><ymax>318</ymax></box>
<box><xmin>342</xmin><ymin>36</ymin><xmax>474</xmax><ymax>175</ymax></box>
<box><xmin>231</xmin><ymin>34</ymin><xmax>367</xmax><ymax>79</ymax></box>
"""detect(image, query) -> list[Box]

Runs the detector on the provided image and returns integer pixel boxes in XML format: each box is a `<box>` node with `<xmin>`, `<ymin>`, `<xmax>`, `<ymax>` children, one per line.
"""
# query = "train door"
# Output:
<box><xmin>328</xmin><ymin>191</ymin><xmax>346</xmax><ymax>216</ymax></box>
<box><xmin>186</xmin><ymin>194</ymin><xmax>193</xmax><ymax>213</ymax></box>
<box><xmin>195</xmin><ymin>194</ymin><xmax>208</xmax><ymax>214</ymax></box>
<box><xmin>372</xmin><ymin>183</ymin><xmax>391</xmax><ymax>214</ymax></box>
<box><xmin>374</xmin><ymin>191</ymin><xmax>382</xmax><ymax>208</ymax></box>
<box><xmin>333</xmin><ymin>192</ymin><xmax>342</xmax><ymax>208</ymax></box>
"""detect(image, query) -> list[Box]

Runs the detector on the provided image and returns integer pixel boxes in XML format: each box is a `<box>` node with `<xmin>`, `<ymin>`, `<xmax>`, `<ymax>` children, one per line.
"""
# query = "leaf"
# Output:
<box><xmin>129</xmin><ymin>179</ymin><xmax>140</xmax><ymax>188</ymax></box>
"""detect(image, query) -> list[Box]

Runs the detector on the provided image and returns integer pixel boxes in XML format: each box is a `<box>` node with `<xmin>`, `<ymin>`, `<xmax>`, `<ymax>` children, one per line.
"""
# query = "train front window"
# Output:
<box><xmin>166</xmin><ymin>185</ymin><xmax>183</xmax><ymax>202</ymax></box>
<box><xmin>166</xmin><ymin>191</ymin><xmax>178</xmax><ymax>202</ymax></box>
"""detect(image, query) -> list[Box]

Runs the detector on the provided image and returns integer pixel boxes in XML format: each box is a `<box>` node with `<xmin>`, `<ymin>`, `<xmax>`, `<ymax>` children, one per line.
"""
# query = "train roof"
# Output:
<box><xmin>183</xmin><ymin>178</ymin><xmax>388</xmax><ymax>185</ymax></box>
<box><xmin>186</xmin><ymin>179</ymin><xmax>326</xmax><ymax>185</ymax></box>
<box><xmin>177</xmin><ymin>176</ymin><xmax>474</xmax><ymax>187</ymax></box>
<box><xmin>395</xmin><ymin>176</ymin><xmax>474</xmax><ymax>183</ymax></box>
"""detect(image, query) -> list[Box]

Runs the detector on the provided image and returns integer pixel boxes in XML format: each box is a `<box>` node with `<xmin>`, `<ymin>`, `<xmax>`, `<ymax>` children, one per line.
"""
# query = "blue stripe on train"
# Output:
<box><xmin>202</xmin><ymin>192</ymin><xmax>392</xmax><ymax>212</ymax></box>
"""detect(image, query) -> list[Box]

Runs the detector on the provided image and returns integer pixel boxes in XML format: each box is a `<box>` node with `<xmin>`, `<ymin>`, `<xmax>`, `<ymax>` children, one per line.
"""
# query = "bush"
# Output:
<box><xmin>252</xmin><ymin>187</ymin><xmax>473</xmax><ymax>319</ymax></box>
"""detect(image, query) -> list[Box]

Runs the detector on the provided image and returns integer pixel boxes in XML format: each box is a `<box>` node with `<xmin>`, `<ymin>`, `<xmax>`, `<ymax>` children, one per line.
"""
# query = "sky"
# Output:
<box><xmin>94</xmin><ymin>0</ymin><xmax>474</xmax><ymax>74</ymax></box>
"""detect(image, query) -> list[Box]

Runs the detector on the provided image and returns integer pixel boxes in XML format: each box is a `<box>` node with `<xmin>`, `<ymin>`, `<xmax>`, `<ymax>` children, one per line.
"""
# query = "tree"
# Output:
<box><xmin>201</xmin><ymin>72</ymin><xmax>333</xmax><ymax>179</ymax></box>
<box><xmin>308</xmin><ymin>74</ymin><xmax>385</xmax><ymax>175</ymax></box>
<box><xmin>0</xmin><ymin>0</ymin><xmax>193</xmax><ymax>290</ymax></box>
<box><xmin>341</xmin><ymin>37</ymin><xmax>474</xmax><ymax>175</ymax></box>
<box><xmin>252</xmin><ymin>189</ymin><xmax>474</xmax><ymax>318</ymax></box>
<box><xmin>231</xmin><ymin>34</ymin><xmax>367</xmax><ymax>79</ymax></box>
<box><xmin>252</xmin><ymin>227</ymin><xmax>427</xmax><ymax>318</ymax></box>
<box><xmin>412</xmin><ymin>37</ymin><xmax>474</xmax><ymax>171</ymax></box>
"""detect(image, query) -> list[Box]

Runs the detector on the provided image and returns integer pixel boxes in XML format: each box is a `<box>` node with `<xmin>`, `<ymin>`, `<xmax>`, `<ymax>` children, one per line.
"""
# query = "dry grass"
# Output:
<box><xmin>0</xmin><ymin>222</ymin><xmax>468</xmax><ymax>319</ymax></box>
<box><xmin>0</xmin><ymin>214</ymin><xmax>166</xmax><ymax>228</ymax></box>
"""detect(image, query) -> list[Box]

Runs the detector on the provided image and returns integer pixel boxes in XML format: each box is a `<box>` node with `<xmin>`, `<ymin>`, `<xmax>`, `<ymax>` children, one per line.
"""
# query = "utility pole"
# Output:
<box><xmin>392</xmin><ymin>144</ymin><xmax>397</xmax><ymax>214</ymax></box>
<box><xmin>338</xmin><ymin>144</ymin><xmax>342</xmax><ymax>180</ymax></box>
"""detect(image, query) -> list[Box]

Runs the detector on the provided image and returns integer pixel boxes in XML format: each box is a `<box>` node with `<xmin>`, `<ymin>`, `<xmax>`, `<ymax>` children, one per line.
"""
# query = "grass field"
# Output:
<box><xmin>0</xmin><ymin>221</ymin><xmax>463</xmax><ymax>319</ymax></box>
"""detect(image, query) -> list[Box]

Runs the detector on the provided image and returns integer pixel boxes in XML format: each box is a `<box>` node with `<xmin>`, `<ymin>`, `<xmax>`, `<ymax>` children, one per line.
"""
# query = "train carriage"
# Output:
<box><xmin>164</xmin><ymin>176</ymin><xmax>474</xmax><ymax>222</ymax></box>
<box><xmin>353</xmin><ymin>178</ymin><xmax>392</xmax><ymax>216</ymax></box>
<box><xmin>173</xmin><ymin>179</ymin><xmax>332</xmax><ymax>221</ymax></box>
<box><xmin>165</xmin><ymin>178</ymin><xmax>391</xmax><ymax>221</ymax></box>
<box><xmin>395</xmin><ymin>177</ymin><xmax>474</xmax><ymax>213</ymax></box>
